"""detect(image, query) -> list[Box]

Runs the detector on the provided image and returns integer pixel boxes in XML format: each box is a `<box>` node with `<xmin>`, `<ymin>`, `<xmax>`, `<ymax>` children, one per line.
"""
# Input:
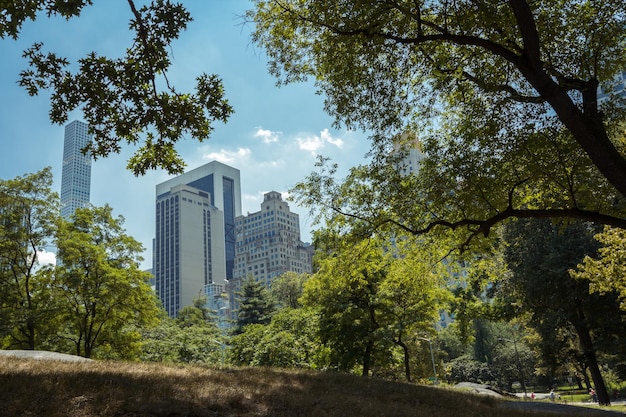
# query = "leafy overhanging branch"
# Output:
<box><xmin>252</xmin><ymin>0</ymin><xmax>626</xmax><ymax>197</ymax></box>
<box><xmin>327</xmin><ymin>203</ymin><xmax>626</xmax><ymax>252</ymax></box>
<box><xmin>292</xmin><ymin>153</ymin><xmax>626</xmax><ymax>252</ymax></box>
<box><xmin>15</xmin><ymin>0</ymin><xmax>233</xmax><ymax>175</ymax></box>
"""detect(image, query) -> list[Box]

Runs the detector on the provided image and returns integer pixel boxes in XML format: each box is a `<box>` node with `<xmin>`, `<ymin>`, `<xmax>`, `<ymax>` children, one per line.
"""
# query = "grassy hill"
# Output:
<box><xmin>0</xmin><ymin>355</ymin><xmax>622</xmax><ymax>417</ymax></box>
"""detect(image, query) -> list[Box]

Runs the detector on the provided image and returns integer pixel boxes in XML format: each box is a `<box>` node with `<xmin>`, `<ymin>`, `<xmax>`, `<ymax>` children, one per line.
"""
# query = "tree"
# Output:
<box><xmin>141</xmin><ymin>300</ymin><xmax>224</xmax><ymax>365</ymax></box>
<box><xmin>229</xmin><ymin>307</ymin><xmax>328</xmax><ymax>368</ymax></box>
<box><xmin>228</xmin><ymin>323</ymin><xmax>267</xmax><ymax>366</ymax></box>
<box><xmin>53</xmin><ymin>205</ymin><xmax>161</xmax><ymax>358</ymax></box>
<box><xmin>302</xmin><ymin>236</ymin><xmax>390</xmax><ymax>376</ymax></box>
<box><xmin>140</xmin><ymin>316</ymin><xmax>182</xmax><ymax>363</ymax></box>
<box><xmin>177</xmin><ymin>295</ymin><xmax>215</xmax><ymax>326</ymax></box>
<box><xmin>573</xmin><ymin>227</ymin><xmax>626</xmax><ymax>311</ymax></box>
<box><xmin>301</xmin><ymin>231</ymin><xmax>454</xmax><ymax>379</ymax></box>
<box><xmin>171</xmin><ymin>295</ymin><xmax>224</xmax><ymax>364</ymax></box>
<box><xmin>379</xmin><ymin>236</ymin><xmax>450</xmax><ymax>381</ymax></box>
<box><xmin>250</xmin><ymin>1</ymin><xmax>626</xmax><ymax>247</ymax></box>
<box><xmin>500</xmin><ymin>218</ymin><xmax>626</xmax><ymax>405</ymax></box>
<box><xmin>270</xmin><ymin>271</ymin><xmax>309</xmax><ymax>309</ymax></box>
<box><xmin>442</xmin><ymin>319</ymin><xmax>537</xmax><ymax>390</ymax></box>
<box><xmin>4</xmin><ymin>1</ymin><xmax>233</xmax><ymax>175</ymax></box>
<box><xmin>234</xmin><ymin>275</ymin><xmax>275</xmax><ymax>334</ymax></box>
<box><xmin>0</xmin><ymin>168</ymin><xmax>59</xmax><ymax>349</ymax></box>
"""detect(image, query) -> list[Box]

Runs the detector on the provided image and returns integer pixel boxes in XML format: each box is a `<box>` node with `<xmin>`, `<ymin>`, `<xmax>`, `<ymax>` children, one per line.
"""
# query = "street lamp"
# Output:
<box><xmin>417</xmin><ymin>336</ymin><xmax>438</xmax><ymax>385</ymax></box>
<box><xmin>499</xmin><ymin>337</ymin><xmax>527</xmax><ymax>397</ymax></box>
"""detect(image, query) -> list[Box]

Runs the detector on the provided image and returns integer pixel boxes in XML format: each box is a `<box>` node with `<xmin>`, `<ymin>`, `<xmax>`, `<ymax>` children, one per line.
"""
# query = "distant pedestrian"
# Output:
<box><xmin>530</xmin><ymin>392</ymin><xmax>536</xmax><ymax>400</ymax></box>
<box><xmin>589</xmin><ymin>388</ymin><xmax>597</xmax><ymax>402</ymax></box>
<box><xmin>550</xmin><ymin>390</ymin><xmax>556</xmax><ymax>401</ymax></box>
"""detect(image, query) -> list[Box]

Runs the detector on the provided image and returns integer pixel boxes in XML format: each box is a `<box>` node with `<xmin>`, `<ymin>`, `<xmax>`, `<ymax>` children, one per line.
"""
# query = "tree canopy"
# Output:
<box><xmin>53</xmin><ymin>205</ymin><xmax>161</xmax><ymax>358</ymax></box>
<box><xmin>250</xmin><ymin>0</ymin><xmax>626</xmax><ymax>247</ymax></box>
<box><xmin>573</xmin><ymin>227</ymin><xmax>626</xmax><ymax>312</ymax></box>
<box><xmin>4</xmin><ymin>0</ymin><xmax>232</xmax><ymax>175</ymax></box>
<box><xmin>302</xmin><ymin>233</ymin><xmax>450</xmax><ymax>378</ymax></box>
<box><xmin>499</xmin><ymin>218</ymin><xmax>626</xmax><ymax>405</ymax></box>
<box><xmin>0</xmin><ymin>168</ymin><xmax>59</xmax><ymax>349</ymax></box>
<box><xmin>0</xmin><ymin>170</ymin><xmax>163</xmax><ymax>358</ymax></box>
<box><xmin>234</xmin><ymin>276</ymin><xmax>275</xmax><ymax>334</ymax></box>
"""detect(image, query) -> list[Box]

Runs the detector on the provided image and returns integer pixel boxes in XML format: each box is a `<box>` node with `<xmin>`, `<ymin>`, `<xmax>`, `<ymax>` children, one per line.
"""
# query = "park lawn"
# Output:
<box><xmin>0</xmin><ymin>355</ymin><xmax>623</xmax><ymax>417</ymax></box>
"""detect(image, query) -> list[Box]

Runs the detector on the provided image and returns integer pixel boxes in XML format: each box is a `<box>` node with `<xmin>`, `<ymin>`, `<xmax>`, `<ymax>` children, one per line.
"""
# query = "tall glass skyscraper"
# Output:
<box><xmin>60</xmin><ymin>120</ymin><xmax>92</xmax><ymax>219</ymax></box>
<box><xmin>154</xmin><ymin>161</ymin><xmax>241</xmax><ymax>317</ymax></box>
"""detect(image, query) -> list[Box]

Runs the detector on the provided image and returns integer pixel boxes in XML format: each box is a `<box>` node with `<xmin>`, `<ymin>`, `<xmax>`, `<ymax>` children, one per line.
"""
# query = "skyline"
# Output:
<box><xmin>0</xmin><ymin>1</ymin><xmax>370</xmax><ymax>268</ymax></box>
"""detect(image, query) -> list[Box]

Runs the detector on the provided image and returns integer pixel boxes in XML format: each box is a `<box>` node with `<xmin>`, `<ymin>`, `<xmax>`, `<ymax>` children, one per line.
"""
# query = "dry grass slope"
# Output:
<box><xmin>0</xmin><ymin>356</ymin><xmax>622</xmax><ymax>417</ymax></box>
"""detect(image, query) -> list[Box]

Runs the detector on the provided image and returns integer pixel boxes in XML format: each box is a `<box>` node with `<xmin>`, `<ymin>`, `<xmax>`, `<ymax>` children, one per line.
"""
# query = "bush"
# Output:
<box><xmin>448</xmin><ymin>355</ymin><xmax>494</xmax><ymax>385</ymax></box>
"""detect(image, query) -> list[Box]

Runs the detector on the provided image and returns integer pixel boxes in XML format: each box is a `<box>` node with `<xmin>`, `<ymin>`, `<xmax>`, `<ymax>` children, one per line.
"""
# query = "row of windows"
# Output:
<box><xmin>182</xmin><ymin>196</ymin><xmax>210</xmax><ymax>207</ymax></box>
<box><xmin>240</xmin><ymin>216</ymin><xmax>298</xmax><ymax>233</ymax></box>
<box><xmin>236</xmin><ymin>207</ymin><xmax>296</xmax><ymax>225</ymax></box>
<box><xmin>237</xmin><ymin>235</ymin><xmax>300</xmax><ymax>252</ymax></box>
<box><xmin>240</xmin><ymin>230</ymin><xmax>277</xmax><ymax>244</ymax></box>
<box><xmin>241</xmin><ymin>264</ymin><xmax>309</xmax><ymax>282</ymax></box>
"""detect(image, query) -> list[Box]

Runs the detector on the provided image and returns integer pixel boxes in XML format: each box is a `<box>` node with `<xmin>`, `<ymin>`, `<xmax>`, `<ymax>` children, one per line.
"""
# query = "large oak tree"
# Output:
<box><xmin>53</xmin><ymin>205</ymin><xmax>161</xmax><ymax>358</ymax></box>
<box><xmin>249</xmin><ymin>0</ymin><xmax>626</xmax><ymax>245</ymax></box>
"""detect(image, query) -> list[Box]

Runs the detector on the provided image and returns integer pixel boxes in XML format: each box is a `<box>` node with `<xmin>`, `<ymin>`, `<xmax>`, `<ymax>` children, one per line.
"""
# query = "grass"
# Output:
<box><xmin>0</xmin><ymin>356</ymin><xmax>624</xmax><ymax>417</ymax></box>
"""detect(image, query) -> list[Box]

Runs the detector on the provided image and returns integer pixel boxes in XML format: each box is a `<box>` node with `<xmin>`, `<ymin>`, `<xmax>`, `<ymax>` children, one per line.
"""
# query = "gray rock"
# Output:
<box><xmin>454</xmin><ymin>382</ymin><xmax>504</xmax><ymax>397</ymax></box>
<box><xmin>0</xmin><ymin>350</ymin><xmax>93</xmax><ymax>362</ymax></box>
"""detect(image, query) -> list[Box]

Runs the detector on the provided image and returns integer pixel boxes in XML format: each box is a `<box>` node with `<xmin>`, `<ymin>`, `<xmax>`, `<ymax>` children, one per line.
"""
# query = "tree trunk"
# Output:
<box><xmin>509</xmin><ymin>0</ymin><xmax>626</xmax><ymax>198</ymax></box>
<box><xmin>571</xmin><ymin>310</ymin><xmax>611</xmax><ymax>405</ymax></box>
<box><xmin>23</xmin><ymin>316</ymin><xmax>35</xmax><ymax>350</ymax></box>
<box><xmin>579</xmin><ymin>331</ymin><xmax>610</xmax><ymax>405</ymax></box>
<box><xmin>396</xmin><ymin>337</ymin><xmax>411</xmax><ymax>382</ymax></box>
<box><xmin>362</xmin><ymin>340</ymin><xmax>374</xmax><ymax>377</ymax></box>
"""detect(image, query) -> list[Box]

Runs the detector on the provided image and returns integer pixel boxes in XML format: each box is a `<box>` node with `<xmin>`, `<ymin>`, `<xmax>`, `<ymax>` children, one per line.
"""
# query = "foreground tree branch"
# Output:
<box><xmin>252</xmin><ymin>0</ymin><xmax>626</xmax><ymax>244</ymax></box>
<box><xmin>10</xmin><ymin>0</ymin><xmax>233</xmax><ymax>175</ymax></box>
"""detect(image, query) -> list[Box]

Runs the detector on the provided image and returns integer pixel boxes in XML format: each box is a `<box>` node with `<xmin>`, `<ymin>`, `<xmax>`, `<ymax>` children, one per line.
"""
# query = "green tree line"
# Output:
<box><xmin>0</xmin><ymin>168</ymin><xmax>161</xmax><ymax>358</ymax></box>
<box><xmin>3</xmin><ymin>168</ymin><xmax>626</xmax><ymax>404</ymax></box>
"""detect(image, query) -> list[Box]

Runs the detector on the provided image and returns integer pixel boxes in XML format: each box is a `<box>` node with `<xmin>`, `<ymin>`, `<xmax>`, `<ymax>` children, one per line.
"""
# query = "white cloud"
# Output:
<box><xmin>297</xmin><ymin>135</ymin><xmax>323</xmax><ymax>154</ymax></box>
<box><xmin>254</xmin><ymin>127</ymin><xmax>281</xmax><ymax>144</ymax></box>
<box><xmin>322</xmin><ymin>128</ymin><xmax>344</xmax><ymax>148</ymax></box>
<box><xmin>296</xmin><ymin>128</ymin><xmax>344</xmax><ymax>155</ymax></box>
<box><xmin>201</xmin><ymin>147</ymin><xmax>252</xmax><ymax>164</ymax></box>
<box><xmin>37</xmin><ymin>250</ymin><xmax>56</xmax><ymax>266</ymax></box>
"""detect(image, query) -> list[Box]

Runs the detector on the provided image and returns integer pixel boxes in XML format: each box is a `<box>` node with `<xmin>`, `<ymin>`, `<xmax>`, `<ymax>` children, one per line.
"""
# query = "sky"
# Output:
<box><xmin>0</xmin><ymin>1</ymin><xmax>370</xmax><ymax>269</ymax></box>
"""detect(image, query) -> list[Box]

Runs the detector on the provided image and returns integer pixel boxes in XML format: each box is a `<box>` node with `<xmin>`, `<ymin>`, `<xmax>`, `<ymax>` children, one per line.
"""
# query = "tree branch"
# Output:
<box><xmin>507</xmin><ymin>0</ymin><xmax>542</xmax><ymax>67</ymax></box>
<box><xmin>126</xmin><ymin>0</ymin><xmax>160</xmax><ymax>97</ymax></box>
<box><xmin>329</xmin><ymin>203</ymin><xmax>626</xmax><ymax>251</ymax></box>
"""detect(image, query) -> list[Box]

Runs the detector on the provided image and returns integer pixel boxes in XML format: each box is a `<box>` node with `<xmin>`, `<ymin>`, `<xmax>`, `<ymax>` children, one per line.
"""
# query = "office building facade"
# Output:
<box><xmin>60</xmin><ymin>120</ymin><xmax>92</xmax><ymax>219</ymax></box>
<box><xmin>598</xmin><ymin>69</ymin><xmax>626</xmax><ymax>106</ymax></box>
<box><xmin>154</xmin><ymin>161</ymin><xmax>241</xmax><ymax>317</ymax></box>
<box><xmin>233</xmin><ymin>191</ymin><xmax>312</xmax><ymax>288</ymax></box>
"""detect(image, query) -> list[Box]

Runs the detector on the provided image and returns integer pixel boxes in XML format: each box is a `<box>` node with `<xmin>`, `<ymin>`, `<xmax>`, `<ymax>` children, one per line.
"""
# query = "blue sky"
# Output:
<box><xmin>0</xmin><ymin>1</ymin><xmax>369</xmax><ymax>268</ymax></box>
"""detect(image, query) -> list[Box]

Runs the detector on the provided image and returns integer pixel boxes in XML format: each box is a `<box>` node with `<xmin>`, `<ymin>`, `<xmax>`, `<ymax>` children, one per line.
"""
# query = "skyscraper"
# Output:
<box><xmin>60</xmin><ymin>120</ymin><xmax>92</xmax><ymax>219</ymax></box>
<box><xmin>233</xmin><ymin>191</ymin><xmax>312</xmax><ymax>287</ymax></box>
<box><xmin>154</xmin><ymin>161</ymin><xmax>241</xmax><ymax>317</ymax></box>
